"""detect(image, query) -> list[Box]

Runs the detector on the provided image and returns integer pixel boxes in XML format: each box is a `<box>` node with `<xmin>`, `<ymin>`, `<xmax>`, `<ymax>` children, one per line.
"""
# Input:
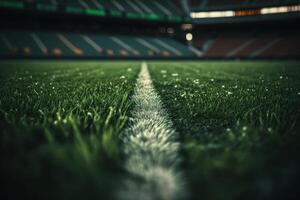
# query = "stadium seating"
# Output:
<box><xmin>0</xmin><ymin>31</ymin><xmax>196</xmax><ymax>58</ymax></box>
<box><xmin>193</xmin><ymin>30</ymin><xmax>300</xmax><ymax>58</ymax></box>
<box><xmin>0</xmin><ymin>0</ymin><xmax>186</xmax><ymax>22</ymax></box>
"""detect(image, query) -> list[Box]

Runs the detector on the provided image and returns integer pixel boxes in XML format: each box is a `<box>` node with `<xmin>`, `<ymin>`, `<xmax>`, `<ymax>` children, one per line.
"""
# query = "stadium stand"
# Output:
<box><xmin>0</xmin><ymin>31</ymin><xmax>196</xmax><ymax>58</ymax></box>
<box><xmin>1</xmin><ymin>0</ymin><xmax>300</xmax><ymax>59</ymax></box>
<box><xmin>192</xmin><ymin>29</ymin><xmax>300</xmax><ymax>58</ymax></box>
<box><xmin>0</xmin><ymin>0</ymin><xmax>187</xmax><ymax>22</ymax></box>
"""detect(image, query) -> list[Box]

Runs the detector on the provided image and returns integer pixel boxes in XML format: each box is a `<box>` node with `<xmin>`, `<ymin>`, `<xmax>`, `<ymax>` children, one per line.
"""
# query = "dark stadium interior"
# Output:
<box><xmin>1</xmin><ymin>0</ymin><xmax>299</xmax><ymax>59</ymax></box>
<box><xmin>1</xmin><ymin>1</ymin><xmax>300</xmax><ymax>200</ymax></box>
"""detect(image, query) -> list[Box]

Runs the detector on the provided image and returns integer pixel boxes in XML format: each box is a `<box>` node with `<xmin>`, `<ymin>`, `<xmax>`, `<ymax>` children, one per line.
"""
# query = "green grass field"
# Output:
<box><xmin>149</xmin><ymin>61</ymin><xmax>300</xmax><ymax>200</ymax></box>
<box><xmin>0</xmin><ymin>60</ymin><xmax>299</xmax><ymax>200</ymax></box>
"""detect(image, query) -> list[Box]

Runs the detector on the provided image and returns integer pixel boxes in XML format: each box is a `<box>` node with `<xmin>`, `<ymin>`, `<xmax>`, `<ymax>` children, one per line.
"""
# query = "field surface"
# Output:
<box><xmin>149</xmin><ymin>61</ymin><xmax>300</xmax><ymax>200</ymax></box>
<box><xmin>0</xmin><ymin>60</ymin><xmax>300</xmax><ymax>200</ymax></box>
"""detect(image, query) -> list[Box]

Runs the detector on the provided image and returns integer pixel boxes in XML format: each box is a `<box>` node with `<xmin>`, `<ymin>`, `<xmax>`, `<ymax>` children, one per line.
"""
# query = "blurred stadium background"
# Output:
<box><xmin>1</xmin><ymin>1</ymin><xmax>300</xmax><ymax>200</ymax></box>
<box><xmin>1</xmin><ymin>0</ymin><xmax>299</xmax><ymax>59</ymax></box>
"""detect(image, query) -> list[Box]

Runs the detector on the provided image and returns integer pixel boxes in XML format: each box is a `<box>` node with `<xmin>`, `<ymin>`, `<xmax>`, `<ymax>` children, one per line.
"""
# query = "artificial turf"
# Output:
<box><xmin>0</xmin><ymin>60</ymin><xmax>299</xmax><ymax>200</ymax></box>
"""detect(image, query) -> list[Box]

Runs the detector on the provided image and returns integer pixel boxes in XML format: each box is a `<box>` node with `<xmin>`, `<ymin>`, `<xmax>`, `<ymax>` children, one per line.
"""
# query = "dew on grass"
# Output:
<box><xmin>193</xmin><ymin>79</ymin><xmax>199</xmax><ymax>84</ymax></box>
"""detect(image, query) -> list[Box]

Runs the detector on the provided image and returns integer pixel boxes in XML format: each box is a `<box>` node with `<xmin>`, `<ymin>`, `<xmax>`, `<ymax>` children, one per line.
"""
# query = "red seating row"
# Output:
<box><xmin>192</xmin><ymin>30</ymin><xmax>300</xmax><ymax>58</ymax></box>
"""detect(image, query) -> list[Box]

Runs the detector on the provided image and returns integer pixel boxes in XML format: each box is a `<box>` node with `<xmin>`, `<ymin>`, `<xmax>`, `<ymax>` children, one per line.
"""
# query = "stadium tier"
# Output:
<box><xmin>0</xmin><ymin>31</ymin><xmax>196</xmax><ymax>58</ymax></box>
<box><xmin>0</xmin><ymin>0</ymin><xmax>187</xmax><ymax>22</ymax></box>
<box><xmin>192</xmin><ymin>30</ymin><xmax>300</xmax><ymax>58</ymax></box>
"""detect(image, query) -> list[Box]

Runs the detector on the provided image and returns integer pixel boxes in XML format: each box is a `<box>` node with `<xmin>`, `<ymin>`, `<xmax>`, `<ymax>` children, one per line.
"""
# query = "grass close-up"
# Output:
<box><xmin>0</xmin><ymin>61</ymin><xmax>140</xmax><ymax>200</ymax></box>
<box><xmin>0</xmin><ymin>60</ymin><xmax>300</xmax><ymax>200</ymax></box>
<box><xmin>149</xmin><ymin>61</ymin><xmax>300</xmax><ymax>200</ymax></box>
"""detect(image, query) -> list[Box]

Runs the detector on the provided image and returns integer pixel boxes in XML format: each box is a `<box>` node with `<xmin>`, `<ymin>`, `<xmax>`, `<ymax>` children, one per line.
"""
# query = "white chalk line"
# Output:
<box><xmin>118</xmin><ymin>62</ymin><xmax>185</xmax><ymax>200</ymax></box>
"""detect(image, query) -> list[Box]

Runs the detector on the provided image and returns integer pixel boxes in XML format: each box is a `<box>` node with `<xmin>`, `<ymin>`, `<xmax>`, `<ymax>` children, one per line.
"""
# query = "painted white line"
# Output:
<box><xmin>119</xmin><ymin>62</ymin><xmax>185</xmax><ymax>200</ymax></box>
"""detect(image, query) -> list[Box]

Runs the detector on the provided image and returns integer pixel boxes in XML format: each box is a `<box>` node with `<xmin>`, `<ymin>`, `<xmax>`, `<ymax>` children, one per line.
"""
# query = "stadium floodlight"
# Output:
<box><xmin>186</xmin><ymin>33</ymin><xmax>193</xmax><ymax>41</ymax></box>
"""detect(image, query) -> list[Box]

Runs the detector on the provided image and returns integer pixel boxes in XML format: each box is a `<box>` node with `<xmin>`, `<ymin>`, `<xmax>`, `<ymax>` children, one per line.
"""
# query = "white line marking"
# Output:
<box><xmin>119</xmin><ymin>62</ymin><xmax>185</xmax><ymax>200</ymax></box>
